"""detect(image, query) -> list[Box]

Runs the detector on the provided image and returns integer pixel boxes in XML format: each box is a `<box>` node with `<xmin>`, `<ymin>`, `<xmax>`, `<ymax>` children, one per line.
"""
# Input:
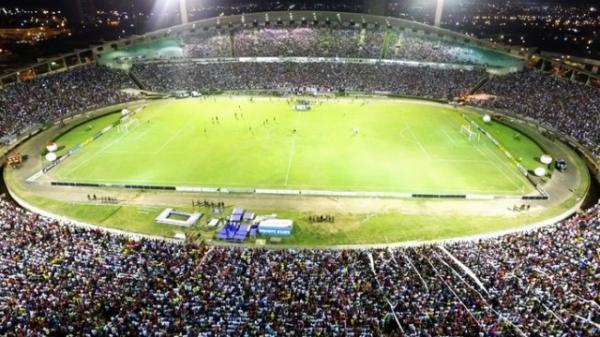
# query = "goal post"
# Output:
<box><xmin>460</xmin><ymin>125</ymin><xmax>480</xmax><ymax>143</ymax></box>
<box><xmin>117</xmin><ymin>118</ymin><xmax>139</xmax><ymax>133</ymax></box>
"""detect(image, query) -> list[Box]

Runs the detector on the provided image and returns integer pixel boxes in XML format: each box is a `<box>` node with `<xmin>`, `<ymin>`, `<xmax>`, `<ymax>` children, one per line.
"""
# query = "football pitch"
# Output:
<box><xmin>48</xmin><ymin>96</ymin><xmax>542</xmax><ymax>195</ymax></box>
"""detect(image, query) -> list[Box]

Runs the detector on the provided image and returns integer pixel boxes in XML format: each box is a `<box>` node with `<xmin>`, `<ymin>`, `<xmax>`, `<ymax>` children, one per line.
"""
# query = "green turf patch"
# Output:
<box><xmin>4</xmin><ymin>95</ymin><xmax>590</xmax><ymax>245</ymax></box>
<box><xmin>8</xmin><ymin>192</ymin><xmax>576</xmax><ymax>246</ymax></box>
<box><xmin>52</xmin><ymin>112</ymin><xmax>122</xmax><ymax>156</ymax></box>
<box><xmin>474</xmin><ymin>118</ymin><xmax>548</xmax><ymax>172</ymax></box>
<box><xmin>48</xmin><ymin>97</ymin><xmax>541</xmax><ymax>196</ymax></box>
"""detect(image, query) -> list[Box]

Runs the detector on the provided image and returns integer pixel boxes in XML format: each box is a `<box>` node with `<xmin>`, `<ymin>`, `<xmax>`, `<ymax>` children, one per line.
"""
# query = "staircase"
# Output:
<box><xmin>380</xmin><ymin>29</ymin><xmax>393</xmax><ymax>60</ymax></box>
<box><xmin>469</xmin><ymin>74</ymin><xmax>490</xmax><ymax>95</ymax></box>
<box><xmin>128</xmin><ymin>70</ymin><xmax>146</xmax><ymax>91</ymax></box>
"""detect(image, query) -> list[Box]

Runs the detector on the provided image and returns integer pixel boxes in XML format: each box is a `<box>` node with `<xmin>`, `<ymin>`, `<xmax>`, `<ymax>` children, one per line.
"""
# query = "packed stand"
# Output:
<box><xmin>447</xmin><ymin>205</ymin><xmax>600</xmax><ymax>336</ymax></box>
<box><xmin>387</xmin><ymin>32</ymin><xmax>488</xmax><ymax>65</ymax></box>
<box><xmin>0</xmin><ymin>65</ymin><xmax>136</xmax><ymax>138</ymax></box>
<box><xmin>475</xmin><ymin>69</ymin><xmax>600</xmax><ymax>156</ymax></box>
<box><xmin>180</xmin><ymin>27</ymin><xmax>486</xmax><ymax>64</ymax></box>
<box><xmin>0</xmin><ymin>198</ymin><xmax>212</xmax><ymax>336</ymax></box>
<box><xmin>232</xmin><ymin>28</ymin><xmax>384</xmax><ymax>59</ymax></box>
<box><xmin>0</xmin><ymin>195</ymin><xmax>598</xmax><ymax>336</ymax></box>
<box><xmin>131</xmin><ymin>61</ymin><xmax>483</xmax><ymax>99</ymax></box>
<box><xmin>360</xmin><ymin>202</ymin><xmax>600</xmax><ymax>336</ymax></box>
<box><xmin>182</xmin><ymin>32</ymin><xmax>232</xmax><ymax>58</ymax></box>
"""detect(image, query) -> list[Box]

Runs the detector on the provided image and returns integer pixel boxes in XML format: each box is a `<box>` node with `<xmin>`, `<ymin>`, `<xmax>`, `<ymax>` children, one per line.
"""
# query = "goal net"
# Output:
<box><xmin>117</xmin><ymin>118</ymin><xmax>139</xmax><ymax>133</ymax></box>
<box><xmin>460</xmin><ymin>125</ymin><xmax>481</xmax><ymax>143</ymax></box>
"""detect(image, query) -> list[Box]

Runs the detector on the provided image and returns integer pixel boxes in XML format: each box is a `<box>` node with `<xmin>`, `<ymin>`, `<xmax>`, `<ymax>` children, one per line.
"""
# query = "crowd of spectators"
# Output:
<box><xmin>389</xmin><ymin>33</ymin><xmax>483</xmax><ymax>65</ymax></box>
<box><xmin>372</xmin><ymin>202</ymin><xmax>600</xmax><ymax>336</ymax></box>
<box><xmin>131</xmin><ymin>61</ymin><xmax>483</xmax><ymax>99</ymax></box>
<box><xmin>0</xmin><ymin>23</ymin><xmax>597</xmax><ymax>336</ymax></box>
<box><xmin>447</xmin><ymin>207</ymin><xmax>600</xmax><ymax>336</ymax></box>
<box><xmin>475</xmin><ymin>69</ymin><xmax>600</xmax><ymax>157</ymax></box>
<box><xmin>232</xmin><ymin>28</ymin><xmax>384</xmax><ymax>59</ymax></box>
<box><xmin>180</xmin><ymin>27</ymin><xmax>482</xmax><ymax>64</ymax></box>
<box><xmin>182</xmin><ymin>32</ymin><xmax>232</xmax><ymax>59</ymax></box>
<box><xmin>0</xmin><ymin>196</ymin><xmax>597</xmax><ymax>336</ymax></box>
<box><xmin>0</xmin><ymin>65</ymin><xmax>135</xmax><ymax>139</ymax></box>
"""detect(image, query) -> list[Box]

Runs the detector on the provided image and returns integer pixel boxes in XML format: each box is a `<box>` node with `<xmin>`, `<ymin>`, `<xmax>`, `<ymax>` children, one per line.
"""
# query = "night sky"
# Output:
<box><xmin>2</xmin><ymin>0</ymin><xmax>598</xmax><ymax>11</ymax></box>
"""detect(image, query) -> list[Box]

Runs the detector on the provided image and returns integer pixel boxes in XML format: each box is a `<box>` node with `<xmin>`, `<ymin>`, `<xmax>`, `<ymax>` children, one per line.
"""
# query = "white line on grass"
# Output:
<box><xmin>154</xmin><ymin>122</ymin><xmax>195</xmax><ymax>154</ymax></box>
<box><xmin>398</xmin><ymin>126</ymin><xmax>430</xmax><ymax>158</ymax></box>
<box><xmin>284</xmin><ymin>132</ymin><xmax>298</xmax><ymax>186</ymax></box>
<box><xmin>283</xmin><ymin>108</ymin><xmax>304</xmax><ymax>186</ymax></box>
<box><xmin>442</xmin><ymin>108</ymin><xmax>531</xmax><ymax>193</ymax></box>
<box><xmin>125</xmin><ymin>123</ymin><xmax>153</xmax><ymax>142</ymax></box>
<box><xmin>475</xmin><ymin>144</ymin><xmax>524</xmax><ymax>192</ymax></box>
<box><xmin>54</xmin><ymin>132</ymin><xmax>129</xmax><ymax>179</ymax></box>
<box><xmin>53</xmin><ymin>174</ymin><xmax>525</xmax><ymax>195</ymax></box>
<box><xmin>406</xmin><ymin>127</ymin><xmax>433</xmax><ymax>160</ymax></box>
<box><xmin>441</xmin><ymin>129</ymin><xmax>458</xmax><ymax>146</ymax></box>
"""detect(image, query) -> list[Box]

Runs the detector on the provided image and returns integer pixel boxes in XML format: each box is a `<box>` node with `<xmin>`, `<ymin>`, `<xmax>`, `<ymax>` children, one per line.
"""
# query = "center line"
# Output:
<box><xmin>284</xmin><ymin>134</ymin><xmax>297</xmax><ymax>186</ymax></box>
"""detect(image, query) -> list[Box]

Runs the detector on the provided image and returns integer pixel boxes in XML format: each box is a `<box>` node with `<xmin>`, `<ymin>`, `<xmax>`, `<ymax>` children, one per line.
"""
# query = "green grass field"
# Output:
<box><xmin>48</xmin><ymin>96</ymin><xmax>542</xmax><ymax>195</ymax></box>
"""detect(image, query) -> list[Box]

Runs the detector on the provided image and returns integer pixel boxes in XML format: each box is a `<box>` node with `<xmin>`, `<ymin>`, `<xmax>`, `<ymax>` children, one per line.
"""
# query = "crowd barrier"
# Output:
<box><xmin>460</xmin><ymin>113</ymin><xmax>549</xmax><ymax>198</ymax></box>
<box><xmin>49</xmin><ymin>181</ymin><xmax>532</xmax><ymax>200</ymax></box>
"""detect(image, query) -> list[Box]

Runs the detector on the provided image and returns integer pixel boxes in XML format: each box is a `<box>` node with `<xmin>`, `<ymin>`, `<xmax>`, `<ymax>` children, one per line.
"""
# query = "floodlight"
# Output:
<box><xmin>434</xmin><ymin>0</ymin><xmax>445</xmax><ymax>27</ymax></box>
<box><xmin>157</xmin><ymin>0</ymin><xmax>188</xmax><ymax>24</ymax></box>
<box><xmin>178</xmin><ymin>0</ymin><xmax>188</xmax><ymax>24</ymax></box>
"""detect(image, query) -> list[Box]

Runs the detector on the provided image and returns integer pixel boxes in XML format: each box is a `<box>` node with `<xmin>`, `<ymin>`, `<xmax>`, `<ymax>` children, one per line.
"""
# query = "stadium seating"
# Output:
<box><xmin>0</xmin><ymin>25</ymin><xmax>599</xmax><ymax>336</ymax></box>
<box><xmin>0</xmin><ymin>65</ymin><xmax>135</xmax><ymax>139</ymax></box>
<box><xmin>130</xmin><ymin>61</ymin><xmax>483</xmax><ymax>99</ymax></box>
<box><xmin>0</xmin><ymin>196</ymin><xmax>597</xmax><ymax>335</ymax></box>
<box><xmin>180</xmin><ymin>27</ymin><xmax>509</xmax><ymax>65</ymax></box>
<box><xmin>475</xmin><ymin>69</ymin><xmax>600</xmax><ymax>157</ymax></box>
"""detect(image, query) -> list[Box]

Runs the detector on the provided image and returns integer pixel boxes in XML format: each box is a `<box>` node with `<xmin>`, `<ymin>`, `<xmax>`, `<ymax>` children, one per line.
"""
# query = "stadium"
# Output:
<box><xmin>0</xmin><ymin>9</ymin><xmax>598</xmax><ymax>336</ymax></box>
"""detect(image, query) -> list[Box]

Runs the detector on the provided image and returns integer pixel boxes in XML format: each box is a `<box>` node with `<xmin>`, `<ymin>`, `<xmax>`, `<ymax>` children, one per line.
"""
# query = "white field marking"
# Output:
<box><xmin>397</xmin><ymin>126</ymin><xmax>420</xmax><ymax>145</ymax></box>
<box><xmin>483</xmin><ymin>141</ymin><xmax>531</xmax><ymax>189</ymax></box>
<box><xmin>103</xmin><ymin>150</ymin><xmax>158</xmax><ymax>155</ymax></box>
<box><xmin>153</xmin><ymin>121</ymin><xmax>196</xmax><ymax>154</ymax></box>
<box><xmin>475</xmin><ymin>143</ymin><xmax>524</xmax><ymax>191</ymax></box>
<box><xmin>430</xmin><ymin>158</ymin><xmax>490</xmax><ymax>163</ymax></box>
<box><xmin>88</xmin><ymin>147</ymin><xmax>491</xmax><ymax>164</ymax></box>
<box><xmin>53</xmin><ymin>107</ymin><xmax>159</xmax><ymax>179</ymax></box>
<box><xmin>283</xmin><ymin>108</ymin><xmax>304</xmax><ymax>186</ymax></box>
<box><xmin>477</xmin><ymin>136</ymin><xmax>530</xmax><ymax>188</ymax></box>
<box><xmin>399</xmin><ymin>126</ymin><xmax>487</xmax><ymax>163</ymax></box>
<box><xmin>51</xmin><ymin>174</ymin><xmax>525</xmax><ymax>195</ymax></box>
<box><xmin>403</xmin><ymin>108</ymin><xmax>524</xmax><ymax>191</ymax></box>
<box><xmin>475</xmin><ymin>145</ymin><xmax>519</xmax><ymax>188</ymax></box>
<box><xmin>441</xmin><ymin>129</ymin><xmax>458</xmax><ymax>146</ymax></box>
<box><xmin>53</xmin><ymin>103</ymin><xmax>523</xmax><ymax>194</ymax></box>
<box><xmin>61</xmin><ymin>156</ymin><xmax>519</xmax><ymax>193</ymax></box>
<box><xmin>284</xmin><ymin>133</ymin><xmax>297</xmax><ymax>186</ymax></box>
<box><xmin>405</xmin><ymin>126</ymin><xmax>433</xmax><ymax>160</ymax></box>
<box><xmin>124</xmin><ymin>123</ymin><xmax>154</xmax><ymax>142</ymax></box>
<box><xmin>53</xmin><ymin>131</ymin><xmax>129</xmax><ymax>179</ymax></box>
<box><xmin>398</xmin><ymin>124</ymin><xmax>433</xmax><ymax>159</ymax></box>
<box><xmin>51</xmin><ymin>116</ymin><xmax>153</xmax><ymax>180</ymax></box>
<box><xmin>442</xmin><ymin>108</ymin><xmax>532</xmax><ymax>191</ymax></box>
<box><xmin>360</xmin><ymin>213</ymin><xmax>377</xmax><ymax>224</ymax></box>
<box><xmin>71</xmin><ymin>125</ymin><xmax>155</xmax><ymax>158</ymax></box>
<box><xmin>462</xmin><ymin>136</ymin><xmax>523</xmax><ymax>190</ymax></box>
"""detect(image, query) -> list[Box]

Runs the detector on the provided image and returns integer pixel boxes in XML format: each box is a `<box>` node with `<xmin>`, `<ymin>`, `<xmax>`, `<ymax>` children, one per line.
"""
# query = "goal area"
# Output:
<box><xmin>460</xmin><ymin>125</ymin><xmax>481</xmax><ymax>143</ymax></box>
<box><xmin>117</xmin><ymin>118</ymin><xmax>140</xmax><ymax>133</ymax></box>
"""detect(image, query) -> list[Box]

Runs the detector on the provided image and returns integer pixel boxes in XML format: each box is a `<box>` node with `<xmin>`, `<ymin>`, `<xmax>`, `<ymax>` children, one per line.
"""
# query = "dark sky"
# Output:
<box><xmin>0</xmin><ymin>0</ymin><xmax>597</xmax><ymax>11</ymax></box>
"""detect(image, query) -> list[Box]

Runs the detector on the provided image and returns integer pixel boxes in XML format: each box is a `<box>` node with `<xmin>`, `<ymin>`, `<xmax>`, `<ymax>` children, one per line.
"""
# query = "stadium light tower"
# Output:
<box><xmin>179</xmin><ymin>0</ymin><xmax>188</xmax><ymax>24</ymax></box>
<box><xmin>434</xmin><ymin>0</ymin><xmax>445</xmax><ymax>27</ymax></box>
